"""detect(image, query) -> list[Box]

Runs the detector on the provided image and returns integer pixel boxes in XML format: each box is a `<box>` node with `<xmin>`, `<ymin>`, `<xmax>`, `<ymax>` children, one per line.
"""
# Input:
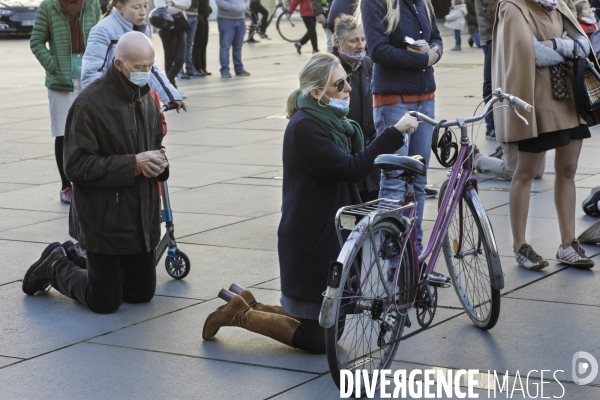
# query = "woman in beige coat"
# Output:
<box><xmin>493</xmin><ymin>0</ymin><xmax>596</xmax><ymax>270</ymax></box>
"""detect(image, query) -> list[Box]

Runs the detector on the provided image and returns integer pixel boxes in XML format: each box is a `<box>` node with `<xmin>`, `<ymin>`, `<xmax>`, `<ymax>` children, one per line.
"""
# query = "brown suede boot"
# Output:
<box><xmin>228</xmin><ymin>283</ymin><xmax>292</xmax><ymax>317</ymax></box>
<box><xmin>202</xmin><ymin>295</ymin><xmax>301</xmax><ymax>347</ymax></box>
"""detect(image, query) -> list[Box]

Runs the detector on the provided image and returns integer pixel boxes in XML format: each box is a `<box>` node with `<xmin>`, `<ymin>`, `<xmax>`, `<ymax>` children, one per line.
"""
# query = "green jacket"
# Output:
<box><xmin>30</xmin><ymin>0</ymin><xmax>101</xmax><ymax>91</ymax></box>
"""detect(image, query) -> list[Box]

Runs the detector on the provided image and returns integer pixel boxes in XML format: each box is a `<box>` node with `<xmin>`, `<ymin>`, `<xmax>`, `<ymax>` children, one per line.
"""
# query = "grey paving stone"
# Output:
<box><xmin>165</xmin><ymin>161</ymin><xmax>277</xmax><ymax>188</ymax></box>
<box><xmin>0</xmin><ymin>282</ymin><xmax>198</xmax><ymax>359</ymax></box>
<box><xmin>158</xmin><ymin>143</ymin><xmax>222</xmax><ymax>161</ymax></box>
<box><xmin>169</xmin><ymin>183</ymin><xmax>282</xmax><ymax>217</ymax></box>
<box><xmin>251</xmin><ymin>169</ymin><xmax>284</xmax><ymax>179</ymax></box>
<box><xmin>7</xmin><ymin>133</ymin><xmax>54</xmax><ymax>144</ymax></box>
<box><xmin>175</xmin><ymin>143</ymin><xmax>283</xmax><ymax>167</ymax></box>
<box><xmin>91</xmin><ymin>288</ymin><xmax>461</xmax><ymax>374</ymax></box>
<box><xmin>162</xmin><ymin>128</ymin><xmax>282</xmax><ymax>147</ymax></box>
<box><xmin>488</xmin><ymin>213</ymin><xmax>599</xmax><ymax>258</ymax></box>
<box><xmin>0</xmin><ymin>159</ymin><xmax>62</xmax><ymax>185</ymax></box>
<box><xmin>0</xmin><ymin>104</ymin><xmax>49</xmax><ymax>120</ymax></box>
<box><xmin>391</xmin><ymin>297</ymin><xmax>600</xmax><ymax>385</ymax></box>
<box><xmin>165</xmin><ymin>211</ymin><xmax>249</xmax><ymax>238</ymax></box>
<box><xmin>181</xmin><ymin>212</ymin><xmax>281</xmax><ymax>251</ymax></box>
<box><xmin>154</xmin><ymin>245</ymin><xmax>279</xmax><ymax>300</ymax></box>
<box><xmin>3</xmin><ymin>142</ymin><xmax>54</xmax><ymax>164</ymax></box>
<box><xmin>0</xmin><ymin>356</ymin><xmax>21</xmax><ymax>368</ymax></box>
<box><xmin>0</xmin><ymin>183</ymin><xmax>35</xmax><ymax>194</ymax></box>
<box><xmin>576</xmin><ymin>173</ymin><xmax>600</xmax><ymax>188</ymax></box>
<box><xmin>223</xmin><ymin>177</ymin><xmax>283</xmax><ymax>187</ymax></box>
<box><xmin>164</xmin><ymin>105</ymin><xmax>285</xmax><ymax>131</ymax></box>
<box><xmin>505</xmin><ymin>261</ymin><xmax>600</xmax><ymax>306</ymax></box>
<box><xmin>1</xmin><ymin>118</ymin><xmax>51</xmax><ymax>131</ymax></box>
<box><xmin>0</xmin><ymin>208</ymin><xmax>65</xmax><ymax>233</ymax></box>
<box><xmin>217</xmin><ymin>116</ymin><xmax>290</xmax><ymax>132</ymax></box>
<box><xmin>0</xmin><ymin>342</ymin><xmax>315</xmax><ymax>400</ymax></box>
<box><xmin>0</xmin><ymin>216</ymin><xmax>72</xmax><ymax>243</ymax></box>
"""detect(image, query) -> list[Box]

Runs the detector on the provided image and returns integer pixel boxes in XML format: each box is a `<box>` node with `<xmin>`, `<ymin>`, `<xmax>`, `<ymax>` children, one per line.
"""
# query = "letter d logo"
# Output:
<box><xmin>572</xmin><ymin>351</ymin><xmax>598</xmax><ymax>385</ymax></box>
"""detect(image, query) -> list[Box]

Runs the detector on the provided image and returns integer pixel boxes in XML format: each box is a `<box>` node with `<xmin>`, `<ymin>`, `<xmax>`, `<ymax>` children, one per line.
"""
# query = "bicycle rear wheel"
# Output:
<box><xmin>325</xmin><ymin>219</ymin><xmax>414</xmax><ymax>393</ymax></box>
<box><xmin>276</xmin><ymin>12</ymin><xmax>306</xmax><ymax>42</ymax></box>
<box><xmin>439</xmin><ymin>179</ymin><xmax>501</xmax><ymax>330</ymax></box>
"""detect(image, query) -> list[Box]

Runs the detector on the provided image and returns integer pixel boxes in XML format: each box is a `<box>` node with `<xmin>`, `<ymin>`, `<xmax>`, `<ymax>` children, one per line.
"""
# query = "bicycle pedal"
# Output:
<box><xmin>424</xmin><ymin>272</ymin><xmax>452</xmax><ymax>288</ymax></box>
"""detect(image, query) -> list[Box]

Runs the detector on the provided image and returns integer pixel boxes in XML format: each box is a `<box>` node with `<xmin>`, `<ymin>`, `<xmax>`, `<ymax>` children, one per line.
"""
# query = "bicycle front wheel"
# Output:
<box><xmin>325</xmin><ymin>219</ymin><xmax>414</xmax><ymax>393</ymax></box>
<box><xmin>276</xmin><ymin>12</ymin><xmax>306</xmax><ymax>42</ymax></box>
<box><xmin>439</xmin><ymin>179</ymin><xmax>501</xmax><ymax>330</ymax></box>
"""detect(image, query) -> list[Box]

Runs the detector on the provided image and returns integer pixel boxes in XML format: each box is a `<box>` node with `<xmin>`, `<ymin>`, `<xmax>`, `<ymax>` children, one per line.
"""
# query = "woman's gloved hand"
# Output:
<box><xmin>394</xmin><ymin>113</ymin><xmax>419</xmax><ymax>134</ymax></box>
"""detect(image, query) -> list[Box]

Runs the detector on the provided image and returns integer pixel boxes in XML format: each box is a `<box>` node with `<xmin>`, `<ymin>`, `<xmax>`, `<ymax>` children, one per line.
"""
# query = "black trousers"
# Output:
<box><xmin>192</xmin><ymin>17</ymin><xmax>209</xmax><ymax>72</ymax></box>
<box><xmin>159</xmin><ymin>28</ymin><xmax>187</xmax><ymax>86</ymax></box>
<box><xmin>51</xmin><ymin>249</ymin><xmax>156</xmax><ymax>314</ymax></box>
<box><xmin>482</xmin><ymin>40</ymin><xmax>495</xmax><ymax>132</ymax></box>
<box><xmin>300</xmin><ymin>16</ymin><xmax>318</xmax><ymax>51</ymax></box>
<box><xmin>250</xmin><ymin>2</ymin><xmax>268</xmax><ymax>33</ymax></box>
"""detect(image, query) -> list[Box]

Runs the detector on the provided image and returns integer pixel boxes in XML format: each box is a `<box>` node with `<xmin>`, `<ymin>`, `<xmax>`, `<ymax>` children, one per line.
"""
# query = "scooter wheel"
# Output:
<box><xmin>165</xmin><ymin>249</ymin><xmax>191</xmax><ymax>279</ymax></box>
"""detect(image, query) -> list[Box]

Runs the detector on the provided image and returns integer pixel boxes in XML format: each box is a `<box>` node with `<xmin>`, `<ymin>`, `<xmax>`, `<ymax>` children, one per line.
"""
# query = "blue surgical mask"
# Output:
<box><xmin>339</xmin><ymin>48</ymin><xmax>366</xmax><ymax>65</ymax></box>
<box><xmin>119</xmin><ymin>59</ymin><xmax>151</xmax><ymax>87</ymax></box>
<box><xmin>328</xmin><ymin>97</ymin><xmax>350</xmax><ymax>111</ymax></box>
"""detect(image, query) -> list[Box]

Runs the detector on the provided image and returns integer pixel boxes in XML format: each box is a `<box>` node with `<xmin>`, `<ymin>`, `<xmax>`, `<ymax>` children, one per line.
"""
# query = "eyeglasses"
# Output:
<box><xmin>332</xmin><ymin>75</ymin><xmax>352</xmax><ymax>92</ymax></box>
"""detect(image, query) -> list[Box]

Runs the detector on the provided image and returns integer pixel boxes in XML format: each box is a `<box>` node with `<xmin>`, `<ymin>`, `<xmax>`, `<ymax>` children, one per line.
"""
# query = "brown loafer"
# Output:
<box><xmin>22</xmin><ymin>243</ymin><xmax>66</xmax><ymax>295</ymax></box>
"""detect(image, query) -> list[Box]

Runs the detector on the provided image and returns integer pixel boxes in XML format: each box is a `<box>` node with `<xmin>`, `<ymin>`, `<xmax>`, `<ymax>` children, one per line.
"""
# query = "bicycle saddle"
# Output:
<box><xmin>374</xmin><ymin>154</ymin><xmax>427</xmax><ymax>176</ymax></box>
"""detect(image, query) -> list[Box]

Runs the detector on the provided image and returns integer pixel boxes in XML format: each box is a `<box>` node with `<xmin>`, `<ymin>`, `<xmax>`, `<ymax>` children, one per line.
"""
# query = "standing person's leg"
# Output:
<box><xmin>305</xmin><ymin>16</ymin><xmax>319</xmax><ymax>52</ymax></box>
<box><xmin>472</xmin><ymin>31</ymin><xmax>481</xmax><ymax>48</ymax></box>
<box><xmin>553</xmin><ymin>140</ymin><xmax>582</xmax><ymax>246</ymax></box>
<box><xmin>171</xmin><ymin>30</ymin><xmax>187</xmax><ymax>81</ymax></box>
<box><xmin>121</xmin><ymin>249</ymin><xmax>156</xmax><ymax>303</ymax></box>
<box><xmin>218</xmin><ymin>17</ymin><xmax>235</xmax><ymax>75</ymax></box>
<box><xmin>52</xmin><ymin>251</ymin><xmax>124</xmax><ymax>313</ymax></box>
<box><xmin>324</xmin><ymin>27</ymin><xmax>333</xmax><ymax>52</ymax></box>
<box><xmin>251</xmin><ymin>2</ymin><xmax>268</xmax><ymax>34</ymax></box>
<box><xmin>159</xmin><ymin>29</ymin><xmax>178</xmax><ymax>85</ymax></box>
<box><xmin>374</xmin><ymin>98</ymin><xmax>434</xmax><ymax>252</ymax></box>
<box><xmin>184</xmin><ymin>14</ymin><xmax>198</xmax><ymax>74</ymax></box>
<box><xmin>509</xmin><ymin>150</ymin><xmax>547</xmax><ymax>268</ymax></box>
<box><xmin>232</xmin><ymin>18</ymin><xmax>247</xmax><ymax>74</ymax></box>
<box><xmin>482</xmin><ymin>40</ymin><xmax>495</xmax><ymax>137</ymax></box>
<box><xmin>454</xmin><ymin>29</ymin><xmax>461</xmax><ymax>49</ymax></box>
<box><xmin>299</xmin><ymin>17</ymin><xmax>311</xmax><ymax>46</ymax></box>
<box><xmin>199</xmin><ymin>18</ymin><xmax>210</xmax><ymax>73</ymax></box>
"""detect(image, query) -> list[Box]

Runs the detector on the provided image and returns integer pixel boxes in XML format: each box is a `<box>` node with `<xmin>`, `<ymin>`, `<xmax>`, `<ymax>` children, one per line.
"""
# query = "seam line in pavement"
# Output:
<box><xmin>154</xmin><ymin>294</ymin><xmax>208</xmax><ymax>301</ymax></box>
<box><xmin>0</xmin><ymin>215</ymin><xmax>67</xmax><ymax>234</ymax></box>
<box><xmin>0</xmin><ymin>355</ymin><xmax>26</xmax><ymax>360</ymax></box>
<box><xmin>263</xmin><ymin>374</ymin><xmax>328</xmax><ymax>400</ymax></box>
<box><xmin>500</xmin><ymin>266</ymin><xmax>570</xmax><ymax>298</ymax></box>
<box><xmin>0</xmin><ymin>238</ymin><xmax>65</xmax><ymax>246</ymax></box>
<box><xmin>177</xmin><ymin>241</ymin><xmax>278</xmax><ymax>252</ymax></box>
<box><xmin>174</xmin><ymin>211</ymin><xmax>280</xmax><ymax>241</ymax></box>
<box><xmin>83</xmin><ymin>342</ymin><xmax>323</xmax><ymax>376</ymax></box>
<box><xmin>0</xmin><ymin>280</ymin><xmax>21</xmax><ymax>287</ymax></box>
<box><xmin>502</xmin><ymin>296</ymin><xmax>600</xmax><ymax>308</ymax></box>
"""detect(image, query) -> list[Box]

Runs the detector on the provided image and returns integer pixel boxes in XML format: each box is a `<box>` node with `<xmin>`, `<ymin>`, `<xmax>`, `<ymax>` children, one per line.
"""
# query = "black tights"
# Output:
<box><xmin>55</xmin><ymin>136</ymin><xmax>71</xmax><ymax>190</ymax></box>
<box><xmin>292</xmin><ymin>318</ymin><xmax>326</xmax><ymax>354</ymax></box>
<box><xmin>300</xmin><ymin>16</ymin><xmax>318</xmax><ymax>52</ymax></box>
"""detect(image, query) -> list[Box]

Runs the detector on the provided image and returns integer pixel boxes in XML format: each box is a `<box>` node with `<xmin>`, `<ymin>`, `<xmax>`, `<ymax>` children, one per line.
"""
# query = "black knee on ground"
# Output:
<box><xmin>292</xmin><ymin>318</ymin><xmax>327</xmax><ymax>354</ymax></box>
<box><xmin>89</xmin><ymin>298</ymin><xmax>122</xmax><ymax>314</ymax></box>
<box><xmin>123</xmin><ymin>288</ymin><xmax>155</xmax><ymax>304</ymax></box>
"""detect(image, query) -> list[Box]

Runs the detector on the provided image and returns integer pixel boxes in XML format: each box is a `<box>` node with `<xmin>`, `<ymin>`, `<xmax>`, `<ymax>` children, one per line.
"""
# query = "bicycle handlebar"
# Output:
<box><xmin>408</xmin><ymin>88</ymin><xmax>532</xmax><ymax>128</ymax></box>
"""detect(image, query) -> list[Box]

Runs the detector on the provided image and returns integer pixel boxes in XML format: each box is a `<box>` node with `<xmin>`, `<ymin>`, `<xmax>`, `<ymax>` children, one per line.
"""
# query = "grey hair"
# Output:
<box><xmin>332</xmin><ymin>14</ymin><xmax>361</xmax><ymax>45</ymax></box>
<box><xmin>286</xmin><ymin>53</ymin><xmax>341</xmax><ymax>118</ymax></box>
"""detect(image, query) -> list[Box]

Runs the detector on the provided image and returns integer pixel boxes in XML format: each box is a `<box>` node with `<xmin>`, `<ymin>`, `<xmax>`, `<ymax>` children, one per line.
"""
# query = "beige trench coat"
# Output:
<box><xmin>491</xmin><ymin>0</ymin><xmax>600</xmax><ymax>143</ymax></box>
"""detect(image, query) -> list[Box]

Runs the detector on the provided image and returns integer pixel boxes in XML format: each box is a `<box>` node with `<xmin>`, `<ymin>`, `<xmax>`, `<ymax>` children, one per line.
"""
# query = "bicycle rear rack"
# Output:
<box><xmin>334</xmin><ymin>198</ymin><xmax>415</xmax><ymax>248</ymax></box>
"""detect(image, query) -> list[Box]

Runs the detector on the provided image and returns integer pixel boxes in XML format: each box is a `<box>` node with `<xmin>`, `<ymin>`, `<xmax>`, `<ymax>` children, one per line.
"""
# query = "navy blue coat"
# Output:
<box><xmin>278</xmin><ymin>109</ymin><xmax>405</xmax><ymax>303</ymax></box>
<box><xmin>361</xmin><ymin>0</ymin><xmax>443</xmax><ymax>95</ymax></box>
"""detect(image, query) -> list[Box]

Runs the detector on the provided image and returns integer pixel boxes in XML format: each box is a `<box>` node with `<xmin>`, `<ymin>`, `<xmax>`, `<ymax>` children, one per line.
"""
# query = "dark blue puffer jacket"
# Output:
<box><xmin>361</xmin><ymin>0</ymin><xmax>443</xmax><ymax>95</ymax></box>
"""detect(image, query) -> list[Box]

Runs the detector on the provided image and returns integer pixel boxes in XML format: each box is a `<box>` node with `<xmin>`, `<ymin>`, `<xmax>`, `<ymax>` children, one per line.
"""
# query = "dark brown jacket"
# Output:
<box><xmin>64</xmin><ymin>64</ymin><xmax>168</xmax><ymax>255</ymax></box>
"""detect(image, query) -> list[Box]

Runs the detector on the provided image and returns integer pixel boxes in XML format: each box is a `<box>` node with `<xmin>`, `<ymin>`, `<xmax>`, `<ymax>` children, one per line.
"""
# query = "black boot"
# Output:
<box><xmin>22</xmin><ymin>243</ymin><xmax>66</xmax><ymax>295</ymax></box>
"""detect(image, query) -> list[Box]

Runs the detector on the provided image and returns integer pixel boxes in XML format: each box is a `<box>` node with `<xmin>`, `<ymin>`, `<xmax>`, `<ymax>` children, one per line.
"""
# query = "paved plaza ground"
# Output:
<box><xmin>1</xmin><ymin>22</ymin><xmax>600</xmax><ymax>399</ymax></box>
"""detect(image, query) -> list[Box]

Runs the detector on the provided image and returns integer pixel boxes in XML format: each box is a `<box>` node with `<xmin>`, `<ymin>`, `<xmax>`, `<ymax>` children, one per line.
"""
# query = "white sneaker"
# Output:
<box><xmin>514</xmin><ymin>243</ymin><xmax>548</xmax><ymax>271</ymax></box>
<box><xmin>178</xmin><ymin>90</ymin><xmax>187</xmax><ymax>99</ymax></box>
<box><xmin>556</xmin><ymin>239</ymin><xmax>595</xmax><ymax>268</ymax></box>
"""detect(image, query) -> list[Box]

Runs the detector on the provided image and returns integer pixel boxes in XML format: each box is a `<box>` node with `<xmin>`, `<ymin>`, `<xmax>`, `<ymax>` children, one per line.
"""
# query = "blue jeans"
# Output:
<box><xmin>454</xmin><ymin>30</ymin><xmax>461</xmax><ymax>46</ymax></box>
<box><xmin>184</xmin><ymin>14</ymin><xmax>198</xmax><ymax>74</ymax></box>
<box><xmin>471</xmin><ymin>31</ymin><xmax>481</xmax><ymax>48</ymax></box>
<box><xmin>217</xmin><ymin>17</ymin><xmax>246</xmax><ymax>74</ymax></box>
<box><xmin>374</xmin><ymin>98</ymin><xmax>435</xmax><ymax>252</ymax></box>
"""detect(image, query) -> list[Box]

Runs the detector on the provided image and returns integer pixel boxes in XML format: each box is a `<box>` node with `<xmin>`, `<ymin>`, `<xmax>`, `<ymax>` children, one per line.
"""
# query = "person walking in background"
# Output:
<box><xmin>576</xmin><ymin>0</ymin><xmax>598</xmax><ymax>38</ymax></box>
<box><xmin>474</xmin><ymin>0</ymin><xmax>498</xmax><ymax>139</ymax></box>
<box><xmin>179</xmin><ymin>0</ymin><xmax>204</xmax><ymax>78</ymax></box>
<box><xmin>465</xmin><ymin>0</ymin><xmax>481</xmax><ymax>47</ymax></box>
<box><xmin>493</xmin><ymin>0</ymin><xmax>595</xmax><ymax>269</ymax></box>
<box><xmin>82</xmin><ymin>0</ymin><xmax>185</xmax><ymax>107</ymax></box>
<box><xmin>311</xmin><ymin>0</ymin><xmax>333</xmax><ymax>52</ymax></box>
<box><xmin>154</xmin><ymin>0</ymin><xmax>191</xmax><ymax>95</ymax></box>
<box><xmin>444</xmin><ymin>0</ymin><xmax>467</xmax><ymax>51</ymax></box>
<box><xmin>192</xmin><ymin>0</ymin><xmax>212</xmax><ymax>75</ymax></box>
<box><xmin>288</xmin><ymin>0</ymin><xmax>318</xmax><ymax>54</ymax></box>
<box><xmin>30</xmin><ymin>0</ymin><xmax>101</xmax><ymax>204</ymax></box>
<box><xmin>331</xmin><ymin>14</ymin><xmax>379</xmax><ymax>202</ymax></box>
<box><xmin>361</xmin><ymin>0</ymin><xmax>442</xmax><ymax>253</ymax></box>
<box><xmin>250</xmin><ymin>0</ymin><xmax>270</xmax><ymax>39</ymax></box>
<box><xmin>216</xmin><ymin>0</ymin><xmax>250</xmax><ymax>78</ymax></box>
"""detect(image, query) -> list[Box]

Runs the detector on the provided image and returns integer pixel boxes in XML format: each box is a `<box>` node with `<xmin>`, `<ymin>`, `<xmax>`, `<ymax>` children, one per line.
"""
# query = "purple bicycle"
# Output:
<box><xmin>319</xmin><ymin>89</ymin><xmax>533</xmax><ymax>391</ymax></box>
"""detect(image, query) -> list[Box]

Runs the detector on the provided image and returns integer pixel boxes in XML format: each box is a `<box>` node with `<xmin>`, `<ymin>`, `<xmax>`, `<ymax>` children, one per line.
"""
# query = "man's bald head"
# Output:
<box><xmin>114</xmin><ymin>32</ymin><xmax>155</xmax><ymax>78</ymax></box>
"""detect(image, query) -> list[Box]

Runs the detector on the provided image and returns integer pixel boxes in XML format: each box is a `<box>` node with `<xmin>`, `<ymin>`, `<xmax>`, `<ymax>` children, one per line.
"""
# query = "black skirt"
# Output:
<box><xmin>517</xmin><ymin>124</ymin><xmax>591</xmax><ymax>153</ymax></box>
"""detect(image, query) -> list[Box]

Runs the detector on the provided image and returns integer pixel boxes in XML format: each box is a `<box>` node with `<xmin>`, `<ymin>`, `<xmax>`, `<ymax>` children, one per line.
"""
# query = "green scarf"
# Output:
<box><xmin>297</xmin><ymin>95</ymin><xmax>364</xmax><ymax>154</ymax></box>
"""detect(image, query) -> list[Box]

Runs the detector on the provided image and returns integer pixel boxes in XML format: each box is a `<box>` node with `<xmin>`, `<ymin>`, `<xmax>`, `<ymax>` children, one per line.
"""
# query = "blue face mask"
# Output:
<box><xmin>119</xmin><ymin>59</ymin><xmax>151</xmax><ymax>87</ymax></box>
<box><xmin>327</xmin><ymin>97</ymin><xmax>350</xmax><ymax>111</ymax></box>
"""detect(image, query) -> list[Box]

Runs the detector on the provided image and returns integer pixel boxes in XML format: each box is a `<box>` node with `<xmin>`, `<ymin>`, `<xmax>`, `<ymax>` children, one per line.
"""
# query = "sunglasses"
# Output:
<box><xmin>332</xmin><ymin>75</ymin><xmax>352</xmax><ymax>92</ymax></box>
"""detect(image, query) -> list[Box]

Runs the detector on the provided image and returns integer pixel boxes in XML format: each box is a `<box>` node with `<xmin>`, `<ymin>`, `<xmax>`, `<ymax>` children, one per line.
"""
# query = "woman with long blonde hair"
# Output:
<box><xmin>360</xmin><ymin>0</ymin><xmax>443</xmax><ymax>255</ymax></box>
<box><xmin>202</xmin><ymin>53</ymin><xmax>417</xmax><ymax>353</ymax></box>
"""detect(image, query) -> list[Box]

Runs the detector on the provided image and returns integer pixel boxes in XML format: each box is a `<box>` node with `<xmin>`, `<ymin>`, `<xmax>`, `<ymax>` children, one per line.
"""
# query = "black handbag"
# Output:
<box><xmin>172</xmin><ymin>12</ymin><xmax>191</xmax><ymax>33</ymax></box>
<box><xmin>573</xmin><ymin>39</ymin><xmax>600</xmax><ymax>121</ymax></box>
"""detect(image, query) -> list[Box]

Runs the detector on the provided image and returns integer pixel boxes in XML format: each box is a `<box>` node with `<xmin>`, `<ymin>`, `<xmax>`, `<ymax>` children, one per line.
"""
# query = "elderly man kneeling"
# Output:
<box><xmin>22</xmin><ymin>32</ymin><xmax>170</xmax><ymax>314</ymax></box>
